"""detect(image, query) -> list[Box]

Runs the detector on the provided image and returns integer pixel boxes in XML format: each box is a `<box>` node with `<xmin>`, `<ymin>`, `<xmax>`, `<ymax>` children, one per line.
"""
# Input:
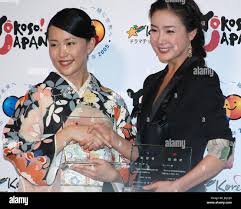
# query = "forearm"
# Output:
<box><xmin>111</xmin><ymin>133</ymin><xmax>138</xmax><ymax>160</ymax></box>
<box><xmin>55</xmin><ymin>129</ymin><xmax>72</xmax><ymax>154</ymax></box>
<box><xmin>173</xmin><ymin>155</ymin><xmax>226</xmax><ymax>192</ymax></box>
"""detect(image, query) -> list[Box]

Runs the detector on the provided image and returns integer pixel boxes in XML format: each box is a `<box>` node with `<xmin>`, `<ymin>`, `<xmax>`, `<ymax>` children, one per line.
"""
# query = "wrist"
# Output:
<box><xmin>58</xmin><ymin>127</ymin><xmax>72</xmax><ymax>145</ymax></box>
<box><xmin>111</xmin><ymin>131</ymin><xmax>124</xmax><ymax>150</ymax></box>
<box><xmin>110</xmin><ymin>130</ymin><xmax>117</xmax><ymax>147</ymax></box>
<box><xmin>172</xmin><ymin>179</ymin><xmax>186</xmax><ymax>192</ymax></box>
<box><xmin>114</xmin><ymin>170</ymin><xmax>124</xmax><ymax>183</ymax></box>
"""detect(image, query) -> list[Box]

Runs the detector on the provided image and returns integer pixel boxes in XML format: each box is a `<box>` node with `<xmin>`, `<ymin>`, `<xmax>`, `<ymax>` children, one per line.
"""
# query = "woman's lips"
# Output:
<box><xmin>158</xmin><ymin>47</ymin><xmax>170</xmax><ymax>53</ymax></box>
<box><xmin>59</xmin><ymin>60</ymin><xmax>74</xmax><ymax>67</ymax></box>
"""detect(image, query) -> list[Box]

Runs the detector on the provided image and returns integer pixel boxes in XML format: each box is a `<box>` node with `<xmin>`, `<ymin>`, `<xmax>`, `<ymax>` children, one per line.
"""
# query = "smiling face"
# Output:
<box><xmin>224</xmin><ymin>95</ymin><xmax>241</xmax><ymax>120</ymax></box>
<box><xmin>149</xmin><ymin>9</ymin><xmax>196</xmax><ymax>66</ymax></box>
<box><xmin>48</xmin><ymin>26</ymin><xmax>95</xmax><ymax>85</ymax></box>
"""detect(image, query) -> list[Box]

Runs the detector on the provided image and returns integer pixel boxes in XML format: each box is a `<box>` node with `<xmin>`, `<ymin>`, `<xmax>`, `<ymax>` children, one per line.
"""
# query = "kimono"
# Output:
<box><xmin>2</xmin><ymin>72</ymin><xmax>136</xmax><ymax>192</ymax></box>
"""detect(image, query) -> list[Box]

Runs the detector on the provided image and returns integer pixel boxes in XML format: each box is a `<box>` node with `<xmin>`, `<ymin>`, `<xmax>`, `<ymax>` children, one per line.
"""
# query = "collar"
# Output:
<box><xmin>150</xmin><ymin>56</ymin><xmax>200</xmax><ymax>121</ymax></box>
<box><xmin>55</xmin><ymin>71</ymin><xmax>91</xmax><ymax>98</ymax></box>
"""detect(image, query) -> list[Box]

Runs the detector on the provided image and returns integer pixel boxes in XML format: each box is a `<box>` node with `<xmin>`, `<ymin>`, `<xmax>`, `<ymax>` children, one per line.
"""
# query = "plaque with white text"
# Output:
<box><xmin>125</xmin><ymin>144</ymin><xmax>192</xmax><ymax>192</ymax></box>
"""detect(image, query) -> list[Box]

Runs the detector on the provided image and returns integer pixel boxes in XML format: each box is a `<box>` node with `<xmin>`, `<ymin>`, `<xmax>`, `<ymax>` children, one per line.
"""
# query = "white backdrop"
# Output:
<box><xmin>0</xmin><ymin>0</ymin><xmax>240</xmax><ymax>192</ymax></box>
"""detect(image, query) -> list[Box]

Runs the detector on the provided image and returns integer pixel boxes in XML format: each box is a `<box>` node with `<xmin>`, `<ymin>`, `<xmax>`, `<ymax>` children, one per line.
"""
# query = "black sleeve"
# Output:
<box><xmin>190</xmin><ymin>71</ymin><xmax>234</xmax><ymax>142</ymax></box>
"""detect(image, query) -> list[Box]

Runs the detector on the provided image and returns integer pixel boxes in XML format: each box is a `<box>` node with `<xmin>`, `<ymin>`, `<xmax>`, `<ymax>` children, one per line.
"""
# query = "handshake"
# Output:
<box><xmin>59</xmin><ymin>115</ymin><xmax>115</xmax><ymax>152</ymax></box>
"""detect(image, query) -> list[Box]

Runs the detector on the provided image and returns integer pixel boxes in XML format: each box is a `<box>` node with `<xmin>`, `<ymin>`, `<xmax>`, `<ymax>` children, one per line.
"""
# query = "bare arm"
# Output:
<box><xmin>174</xmin><ymin>155</ymin><xmax>225</xmax><ymax>191</ymax></box>
<box><xmin>110</xmin><ymin>131</ymin><xmax>138</xmax><ymax>161</ymax></box>
<box><xmin>143</xmin><ymin>155</ymin><xmax>226</xmax><ymax>192</ymax></box>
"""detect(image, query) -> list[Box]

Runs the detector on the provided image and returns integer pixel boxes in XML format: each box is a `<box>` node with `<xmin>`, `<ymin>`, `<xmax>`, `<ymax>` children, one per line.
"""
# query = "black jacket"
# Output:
<box><xmin>137</xmin><ymin>56</ymin><xmax>234</xmax><ymax>191</ymax></box>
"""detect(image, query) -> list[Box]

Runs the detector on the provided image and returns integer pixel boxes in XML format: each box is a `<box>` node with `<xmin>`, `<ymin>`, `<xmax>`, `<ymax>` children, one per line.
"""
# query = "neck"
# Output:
<box><xmin>167</xmin><ymin>52</ymin><xmax>189</xmax><ymax>75</ymax></box>
<box><xmin>68</xmin><ymin>67</ymin><xmax>89</xmax><ymax>91</ymax></box>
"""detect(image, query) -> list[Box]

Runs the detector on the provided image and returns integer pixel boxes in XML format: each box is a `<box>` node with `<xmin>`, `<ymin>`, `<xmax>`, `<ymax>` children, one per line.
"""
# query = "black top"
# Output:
<box><xmin>137</xmin><ymin>56</ymin><xmax>234</xmax><ymax>191</ymax></box>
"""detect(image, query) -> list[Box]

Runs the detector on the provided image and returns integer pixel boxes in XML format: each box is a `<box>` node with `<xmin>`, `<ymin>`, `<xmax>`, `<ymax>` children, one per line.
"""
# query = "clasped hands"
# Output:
<box><xmin>61</xmin><ymin>123</ymin><xmax>183</xmax><ymax>191</ymax></box>
<box><xmin>61</xmin><ymin>122</ymin><xmax>122</xmax><ymax>183</ymax></box>
<box><xmin>65</xmin><ymin>122</ymin><xmax>114</xmax><ymax>151</ymax></box>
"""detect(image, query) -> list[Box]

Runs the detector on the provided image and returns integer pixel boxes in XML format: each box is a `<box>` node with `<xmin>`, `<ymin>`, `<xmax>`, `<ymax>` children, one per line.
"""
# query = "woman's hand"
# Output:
<box><xmin>56</xmin><ymin>125</ymin><xmax>99</xmax><ymax>152</ymax></box>
<box><xmin>142</xmin><ymin>180</ymin><xmax>181</xmax><ymax>192</ymax></box>
<box><xmin>64</xmin><ymin>125</ymin><xmax>109</xmax><ymax>151</ymax></box>
<box><xmin>70</xmin><ymin>158</ymin><xmax>122</xmax><ymax>183</ymax></box>
<box><xmin>67</xmin><ymin>125</ymin><xmax>90</xmax><ymax>144</ymax></box>
<box><xmin>83</xmin><ymin>123</ymin><xmax>115</xmax><ymax>150</ymax></box>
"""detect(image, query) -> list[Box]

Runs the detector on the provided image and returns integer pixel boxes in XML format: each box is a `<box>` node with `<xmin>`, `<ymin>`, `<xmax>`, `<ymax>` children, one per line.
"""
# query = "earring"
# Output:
<box><xmin>188</xmin><ymin>44</ymin><xmax>192</xmax><ymax>58</ymax></box>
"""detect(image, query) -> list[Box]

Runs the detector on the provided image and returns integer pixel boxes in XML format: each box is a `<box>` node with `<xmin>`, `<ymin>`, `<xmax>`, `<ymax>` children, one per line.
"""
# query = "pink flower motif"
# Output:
<box><xmin>33</xmin><ymin>84</ymin><xmax>52</xmax><ymax>102</ymax></box>
<box><xmin>3</xmin><ymin>141</ymin><xmax>23</xmax><ymax>156</ymax></box>
<box><xmin>19</xmin><ymin>108</ymin><xmax>44</xmax><ymax>142</ymax></box>
<box><xmin>2</xmin><ymin>118</ymin><xmax>14</xmax><ymax>134</ymax></box>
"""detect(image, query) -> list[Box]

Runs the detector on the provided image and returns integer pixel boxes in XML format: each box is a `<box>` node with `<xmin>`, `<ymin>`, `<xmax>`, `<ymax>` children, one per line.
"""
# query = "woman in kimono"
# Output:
<box><xmin>2</xmin><ymin>8</ymin><xmax>135</xmax><ymax>192</ymax></box>
<box><xmin>75</xmin><ymin>0</ymin><xmax>235</xmax><ymax>192</ymax></box>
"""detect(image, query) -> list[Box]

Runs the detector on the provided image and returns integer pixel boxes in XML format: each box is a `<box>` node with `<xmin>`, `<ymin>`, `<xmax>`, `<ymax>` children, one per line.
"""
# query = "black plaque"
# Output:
<box><xmin>126</xmin><ymin>144</ymin><xmax>192</xmax><ymax>192</ymax></box>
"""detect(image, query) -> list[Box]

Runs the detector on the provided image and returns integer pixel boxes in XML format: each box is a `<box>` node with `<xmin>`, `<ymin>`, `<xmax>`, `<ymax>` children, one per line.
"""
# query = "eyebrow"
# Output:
<box><xmin>151</xmin><ymin>24</ymin><xmax>176</xmax><ymax>29</ymax></box>
<box><xmin>49</xmin><ymin>38</ymin><xmax>76</xmax><ymax>42</ymax></box>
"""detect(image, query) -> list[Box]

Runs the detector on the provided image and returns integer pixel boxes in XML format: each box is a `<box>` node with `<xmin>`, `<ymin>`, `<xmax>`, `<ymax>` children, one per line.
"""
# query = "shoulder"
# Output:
<box><xmin>16</xmin><ymin>74</ymin><xmax>54</xmax><ymax>110</ymax></box>
<box><xmin>143</xmin><ymin>70</ymin><xmax>165</xmax><ymax>89</ymax></box>
<box><xmin>90</xmin><ymin>73</ymin><xmax>127</xmax><ymax>108</ymax></box>
<box><xmin>182</xmin><ymin>65</ymin><xmax>225</xmax><ymax>107</ymax></box>
<box><xmin>185</xmin><ymin>63</ymin><xmax>221</xmax><ymax>90</ymax></box>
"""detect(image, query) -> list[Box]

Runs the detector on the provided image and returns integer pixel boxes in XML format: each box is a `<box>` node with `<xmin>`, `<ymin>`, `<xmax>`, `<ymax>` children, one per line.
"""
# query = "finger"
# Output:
<box><xmin>71</xmin><ymin>165</ymin><xmax>96</xmax><ymax>177</ymax></box>
<box><xmin>89</xmin><ymin>158</ymin><xmax>111</xmax><ymax>167</ymax></box>
<box><xmin>87</xmin><ymin>124</ymin><xmax>113</xmax><ymax>148</ymax></box>
<box><xmin>89</xmin><ymin>133</ymin><xmax>110</xmax><ymax>150</ymax></box>
<box><xmin>92</xmin><ymin>130</ymin><xmax>112</xmax><ymax>148</ymax></box>
<box><xmin>88</xmin><ymin>158</ymin><xmax>105</xmax><ymax>164</ymax></box>
<box><xmin>87</xmin><ymin>123</ymin><xmax>101</xmax><ymax>133</ymax></box>
<box><xmin>142</xmin><ymin>182</ymin><xmax>159</xmax><ymax>191</ymax></box>
<box><xmin>87</xmin><ymin>125</ymin><xmax>94</xmax><ymax>134</ymax></box>
<box><xmin>88</xmin><ymin>142</ymin><xmax>103</xmax><ymax>151</ymax></box>
<box><xmin>77</xmin><ymin>135</ymin><xmax>91</xmax><ymax>146</ymax></box>
<box><xmin>89</xmin><ymin>123</ymin><xmax>107</xmax><ymax>136</ymax></box>
<box><xmin>100</xmin><ymin>137</ymin><xmax>112</xmax><ymax>148</ymax></box>
<box><xmin>92</xmin><ymin>138</ymin><xmax>105</xmax><ymax>150</ymax></box>
<box><xmin>82</xmin><ymin>140</ymin><xmax>93</xmax><ymax>150</ymax></box>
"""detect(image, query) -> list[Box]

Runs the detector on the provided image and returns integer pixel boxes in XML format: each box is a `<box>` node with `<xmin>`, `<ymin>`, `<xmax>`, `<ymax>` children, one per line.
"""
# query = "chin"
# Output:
<box><xmin>157</xmin><ymin>53</ymin><xmax>173</xmax><ymax>63</ymax></box>
<box><xmin>158</xmin><ymin>57</ymin><xmax>169</xmax><ymax>64</ymax></box>
<box><xmin>57</xmin><ymin>68</ymin><xmax>73</xmax><ymax>76</ymax></box>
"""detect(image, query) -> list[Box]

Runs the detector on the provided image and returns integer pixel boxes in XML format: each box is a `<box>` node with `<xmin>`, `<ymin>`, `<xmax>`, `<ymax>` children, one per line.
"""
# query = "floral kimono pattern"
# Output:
<box><xmin>3</xmin><ymin>72</ymin><xmax>136</xmax><ymax>189</ymax></box>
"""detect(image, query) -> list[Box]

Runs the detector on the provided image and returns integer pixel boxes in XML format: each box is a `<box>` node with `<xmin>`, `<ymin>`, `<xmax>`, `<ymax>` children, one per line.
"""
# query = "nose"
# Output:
<box><xmin>59</xmin><ymin>44</ymin><xmax>68</xmax><ymax>58</ymax></box>
<box><xmin>157</xmin><ymin>31</ymin><xmax>166</xmax><ymax>44</ymax></box>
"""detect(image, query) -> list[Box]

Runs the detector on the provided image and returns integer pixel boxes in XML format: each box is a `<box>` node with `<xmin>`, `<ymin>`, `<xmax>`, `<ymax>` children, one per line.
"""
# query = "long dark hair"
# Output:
<box><xmin>149</xmin><ymin>0</ymin><xmax>206</xmax><ymax>60</ymax></box>
<box><xmin>47</xmin><ymin>8</ymin><xmax>96</xmax><ymax>41</ymax></box>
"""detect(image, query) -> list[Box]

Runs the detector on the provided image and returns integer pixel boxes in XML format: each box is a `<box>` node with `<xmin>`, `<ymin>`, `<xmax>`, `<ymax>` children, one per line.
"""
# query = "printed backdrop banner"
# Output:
<box><xmin>0</xmin><ymin>0</ymin><xmax>240</xmax><ymax>192</ymax></box>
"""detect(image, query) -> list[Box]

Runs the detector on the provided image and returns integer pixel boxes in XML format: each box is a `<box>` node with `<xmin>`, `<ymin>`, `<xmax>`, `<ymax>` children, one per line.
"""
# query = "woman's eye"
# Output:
<box><xmin>50</xmin><ymin>43</ymin><xmax>57</xmax><ymax>47</ymax></box>
<box><xmin>167</xmin><ymin>30</ymin><xmax>175</xmax><ymax>34</ymax></box>
<box><xmin>67</xmin><ymin>42</ymin><xmax>75</xmax><ymax>46</ymax></box>
<box><xmin>148</xmin><ymin>29</ymin><xmax>157</xmax><ymax>35</ymax></box>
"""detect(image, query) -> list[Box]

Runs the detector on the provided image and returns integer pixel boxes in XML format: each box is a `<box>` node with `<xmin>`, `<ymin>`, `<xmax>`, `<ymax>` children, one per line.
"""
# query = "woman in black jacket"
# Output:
<box><xmin>72</xmin><ymin>0</ymin><xmax>235</xmax><ymax>192</ymax></box>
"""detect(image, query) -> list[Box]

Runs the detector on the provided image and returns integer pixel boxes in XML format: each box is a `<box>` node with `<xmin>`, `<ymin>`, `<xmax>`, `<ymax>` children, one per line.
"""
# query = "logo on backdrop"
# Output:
<box><xmin>126</xmin><ymin>12</ymin><xmax>241</xmax><ymax>49</ymax></box>
<box><xmin>80</xmin><ymin>6</ymin><xmax>112</xmax><ymax>60</ymax></box>
<box><xmin>126</xmin><ymin>24</ymin><xmax>150</xmax><ymax>45</ymax></box>
<box><xmin>0</xmin><ymin>83</ymin><xmax>31</xmax><ymax>127</ymax></box>
<box><xmin>206</xmin><ymin>174</ymin><xmax>241</xmax><ymax>192</ymax></box>
<box><xmin>202</xmin><ymin>11</ymin><xmax>241</xmax><ymax>52</ymax></box>
<box><xmin>0</xmin><ymin>15</ymin><xmax>47</xmax><ymax>55</ymax></box>
<box><xmin>0</xmin><ymin>177</ymin><xmax>18</xmax><ymax>191</ymax></box>
<box><xmin>224</xmin><ymin>94</ymin><xmax>241</xmax><ymax>120</ymax></box>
